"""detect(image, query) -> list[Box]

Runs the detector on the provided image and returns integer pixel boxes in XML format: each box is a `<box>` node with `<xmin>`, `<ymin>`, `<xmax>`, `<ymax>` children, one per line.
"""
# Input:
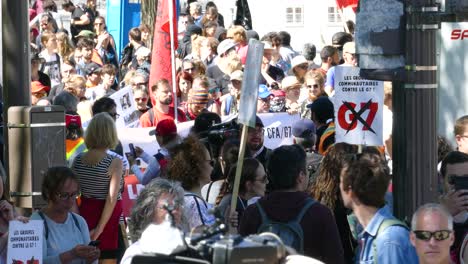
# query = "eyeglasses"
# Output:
<box><xmin>32</xmin><ymin>92</ymin><xmax>47</xmax><ymax>98</ymax></box>
<box><xmin>248</xmin><ymin>127</ymin><xmax>265</xmax><ymax>135</ymax></box>
<box><xmin>133</xmin><ymin>82</ymin><xmax>148</xmax><ymax>86</ymax></box>
<box><xmin>206</xmin><ymin>159</ymin><xmax>215</xmax><ymax>167</ymax></box>
<box><xmin>135</xmin><ymin>97</ymin><xmax>148</xmax><ymax>102</ymax></box>
<box><xmin>307</xmin><ymin>84</ymin><xmax>320</xmax><ymax>89</ymax></box>
<box><xmin>413</xmin><ymin>230</ymin><xmax>452</xmax><ymax>241</ymax></box>
<box><xmin>109</xmin><ymin>113</ymin><xmax>120</xmax><ymax>119</ymax></box>
<box><xmin>156</xmin><ymin>200</ymin><xmax>183</xmax><ymax>211</ymax></box>
<box><xmin>255</xmin><ymin>175</ymin><xmax>268</xmax><ymax>183</ymax></box>
<box><xmin>56</xmin><ymin>191</ymin><xmax>81</xmax><ymax>200</ymax></box>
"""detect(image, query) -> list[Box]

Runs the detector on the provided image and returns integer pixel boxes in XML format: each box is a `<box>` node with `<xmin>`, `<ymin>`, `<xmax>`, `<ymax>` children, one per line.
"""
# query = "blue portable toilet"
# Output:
<box><xmin>106</xmin><ymin>0</ymin><xmax>142</xmax><ymax>61</ymax></box>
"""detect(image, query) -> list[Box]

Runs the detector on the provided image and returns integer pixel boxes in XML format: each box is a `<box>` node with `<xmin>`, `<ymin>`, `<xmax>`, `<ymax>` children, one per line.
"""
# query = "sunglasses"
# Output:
<box><xmin>135</xmin><ymin>97</ymin><xmax>148</xmax><ymax>102</ymax></box>
<box><xmin>208</xmin><ymin>87</ymin><xmax>220</xmax><ymax>94</ymax></box>
<box><xmin>413</xmin><ymin>230</ymin><xmax>452</xmax><ymax>241</ymax></box>
<box><xmin>56</xmin><ymin>191</ymin><xmax>81</xmax><ymax>200</ymax></box>
<box><xmin>307</xmin><ymin>84</ymin><xmax>320</xmax><ymax>89</ymax></box>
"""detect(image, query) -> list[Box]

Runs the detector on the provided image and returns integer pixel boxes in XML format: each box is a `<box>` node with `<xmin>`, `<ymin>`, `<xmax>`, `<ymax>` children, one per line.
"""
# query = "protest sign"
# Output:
<box><xmin>111</xmin><ymin>87</ymin><xmax>140</xmax><ymax>128</ymax></box>
<box><xmin>334</xmin><ymin>65</ymin><xmax>384</xmax><ymax>146</ymax></box>
<box><xmin>120</xmin><ymin>113</ymin><xmax>300</xmax><ymax>217</ymax></box>
<box><xmin>7</xmin><ymin>220</ymin><xmax>43</xmax><ymax>264</ymax></box>
<box><xmin>117</xmin><ymin>113</ymin><xmax>299</xmax><ymax>163</ymax></box>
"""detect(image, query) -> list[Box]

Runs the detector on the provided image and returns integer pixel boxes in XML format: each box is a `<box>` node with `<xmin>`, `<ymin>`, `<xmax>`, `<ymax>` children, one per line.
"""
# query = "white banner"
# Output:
<box><xmin>118</xmin><ymin>113</ymin><xmax>300</xmax><ymax>163</ymax></box>
<box><xmin>110</xmin><ymin>87</ymin><xmax>140</xmax><ymax>128</ymax></box>
<box><xmin>7</xmin><ymin>220</ymin><xmax>43</xmax><ymax>264</ymax></box>
<box><xmin>334</xmin><ymin>65</ymin><xmax>384</xmax><ymax>146</ymax></box>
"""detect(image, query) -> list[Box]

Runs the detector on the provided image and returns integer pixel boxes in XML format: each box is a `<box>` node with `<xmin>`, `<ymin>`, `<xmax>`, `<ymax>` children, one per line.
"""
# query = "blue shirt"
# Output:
<box><xmin>31</xmin><ymin>212</ymin><xmax>91</xmax><ymax>264</ymax></box>
<box><xmin>355</xmin><ymin>205</ymin><xmax>419</xmax><ymax>264</ymax></box>
<box><xmin>130</xmin><ymin>149</ymin><xmax>169</xmax><ymax>185</ymax></box>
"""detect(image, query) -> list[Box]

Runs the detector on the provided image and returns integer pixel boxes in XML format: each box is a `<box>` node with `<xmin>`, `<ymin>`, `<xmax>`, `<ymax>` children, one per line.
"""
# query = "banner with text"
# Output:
<box><xmin>334</xmin><ymin>66</ymin><xmax>383</xmax><ymax>146</ymax></box>
<box><xmin>7</xmin><ymin>220</ymin><xmax>43</xmax><ymax>264</ymax></box>
<box><xmin>120</xmin><ymin>113</ymin><xmax>300</xmax><ymax>217</ymax></box>
<box><xmin>118</xmin><ymin>112</ymin><xmax>301</xmax><ymax>161</ymax></box>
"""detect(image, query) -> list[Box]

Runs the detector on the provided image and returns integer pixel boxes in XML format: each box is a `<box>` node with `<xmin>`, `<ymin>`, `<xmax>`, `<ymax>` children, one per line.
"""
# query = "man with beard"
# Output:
<box><xmin>300</xmin><ymin>71</ymin><xmax>328</xmax><ymax>120</ymax></box>
<box><xmin>245</xmin><ymin>116</ymin><xmax>272</xmax><ymax>168</ymax></box>
<box><xmin>315</xmin><ymin>45</ymin><xmax>339</xmax><ymax>79</ymax></box>
<box><xmin>140</xmin><ymin>79</ymin><xmax>187</xmax><ymax>127</ymax></box>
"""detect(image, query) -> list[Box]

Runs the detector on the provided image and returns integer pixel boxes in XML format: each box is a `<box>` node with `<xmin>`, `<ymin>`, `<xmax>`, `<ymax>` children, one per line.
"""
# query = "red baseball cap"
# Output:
<box><xmin>65</xmin><ymin>114</ymin><xmax>82</xmax><ymax>128</ymax></box>
<box><xmin>149</xmin><ymin>119</ymin><xmax>177</xmax><ymax>137</ymax></box>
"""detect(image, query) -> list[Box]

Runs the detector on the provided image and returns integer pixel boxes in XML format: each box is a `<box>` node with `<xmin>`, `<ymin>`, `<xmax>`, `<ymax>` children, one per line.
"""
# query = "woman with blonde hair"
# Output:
<box><xmin>227</xmin><ymin>26</ymin><xmax>248</xmax><ymax>65</ymax></box>
<box><xmin>71</xmin><ymin>113</ymin><xmax>124</xmax><ymax>263</ymax></box>
<box><xmin>56</xmin><ymin>31</ymin><xmax>74</xmax><ymax>62</ymax></box>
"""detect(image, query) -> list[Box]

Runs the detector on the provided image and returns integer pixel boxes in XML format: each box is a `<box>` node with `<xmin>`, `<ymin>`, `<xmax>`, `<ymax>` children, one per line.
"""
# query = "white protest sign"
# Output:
<box><xmin>111</xmin><ymin>87</ymin><xmax>140</xmax><ymax>128</ymax></box>
<box><xmin>117</xmin><ymin>112</ymin><xmax>299</xmax><ymax>166</ymax></box>
<box><xmin>7</xmin><ymin>220</ymin><xmax>43</xmax><ymax>264</ymax></box>
<box><xmin>334</xmin><ymin>65</ymin><xmax>384</xmax><ymax>146</ymax></box>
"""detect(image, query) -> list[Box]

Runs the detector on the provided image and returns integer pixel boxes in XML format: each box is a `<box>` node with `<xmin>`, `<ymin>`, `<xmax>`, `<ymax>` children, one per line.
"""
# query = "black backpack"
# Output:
<box><xmin>256</xmin><ymin>197</ymin><xmax>315</xmax><ymax>253</ymax></box>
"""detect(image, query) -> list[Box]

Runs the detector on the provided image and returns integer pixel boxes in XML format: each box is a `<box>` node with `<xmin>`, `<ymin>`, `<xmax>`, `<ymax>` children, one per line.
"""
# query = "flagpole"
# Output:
<box><xmin>168</xmin><ymin>0</ymin><xmax>178</xmax><ymax>123</ymax></box>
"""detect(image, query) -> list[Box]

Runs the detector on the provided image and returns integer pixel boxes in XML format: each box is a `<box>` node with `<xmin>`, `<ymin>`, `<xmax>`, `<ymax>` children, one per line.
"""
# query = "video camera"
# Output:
<box><xmin>131</xmin><ymin>208</ymin><xmax>287</xmax><ymax>264</ymax></box>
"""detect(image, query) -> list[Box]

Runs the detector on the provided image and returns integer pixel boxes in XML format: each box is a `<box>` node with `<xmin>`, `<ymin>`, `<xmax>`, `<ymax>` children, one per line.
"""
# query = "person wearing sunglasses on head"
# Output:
<box><xmin>340</xmin><ymin>152</ymin><xmax>418</xmax><ymax>263</ymax></box>
<box><xmin>410</xmin><ymin>203</ymin><xmax>454</xmax><ymax>264</ymax></box>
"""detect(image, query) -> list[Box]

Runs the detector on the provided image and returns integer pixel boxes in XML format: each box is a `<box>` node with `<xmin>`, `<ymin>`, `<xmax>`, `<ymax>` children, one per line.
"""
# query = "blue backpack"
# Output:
<box><xmin>256</xmin><ymin>198</ymin><xmax>316</xmax><ymax>253</ymax></box>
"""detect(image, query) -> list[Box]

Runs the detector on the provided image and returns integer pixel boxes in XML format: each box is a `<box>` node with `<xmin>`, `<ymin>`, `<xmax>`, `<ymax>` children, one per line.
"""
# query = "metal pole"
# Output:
<box><xmin>393</xmin><ymin>0</ymin><xmax>439</xmax><ymax>220</ymax></box>
<box><xmin>2</xmin><ymin>1</ymin><xmax>31</xmax><ymax>180</ymax></box>
<box><xmin>168</xmin><ymin>0</ymin><xmax>178</xmax><ymax>123</ymax></box>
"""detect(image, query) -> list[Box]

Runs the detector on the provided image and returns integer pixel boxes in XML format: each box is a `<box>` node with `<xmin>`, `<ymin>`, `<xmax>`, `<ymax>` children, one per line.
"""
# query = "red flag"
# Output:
<box><xmin>336</xmin><ymin>0</ymin><xmax>359</xmax><ymax>12</ymax></box>
<box><xmin>149</xmin><ymin>0</ymin><xmax>178</xmax><ymax>106</ymax></box>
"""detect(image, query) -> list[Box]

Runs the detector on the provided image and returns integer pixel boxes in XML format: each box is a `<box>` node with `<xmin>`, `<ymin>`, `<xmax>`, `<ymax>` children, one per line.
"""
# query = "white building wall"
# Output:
<box><xmin>214</xmin><ymin>0</ymin><xmax>354</xmax><ymax>59</ymax></box>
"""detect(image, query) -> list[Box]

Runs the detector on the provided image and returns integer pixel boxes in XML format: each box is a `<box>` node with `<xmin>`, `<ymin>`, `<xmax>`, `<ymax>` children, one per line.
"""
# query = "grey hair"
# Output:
<box><xmin>294</xmin><ymin>135</ymin><xmax>317</xmax><ymax>150</ymax></box>
<box><xmin>128</xmin><ymin>178</ymin><xmax>185</xmax><ymax>241</ymax></box>
<box><xmin>53</xmin><ymin>91</ymin><xmax>78</xmax><ymax>112</ymax></box>
<box><xmin>411</xmin><ymin>203</ymin><xmax>453</xmax><ymax>230</ymax></box>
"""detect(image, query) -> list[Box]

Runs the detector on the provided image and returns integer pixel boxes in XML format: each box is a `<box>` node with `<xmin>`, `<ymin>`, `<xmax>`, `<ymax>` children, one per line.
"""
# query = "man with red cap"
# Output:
<box><xmin>128</xmin><ymin>119</ymin><xmax>180</xmax><ymax>185</ymax></box>
<box><xmin>31</xmin><ymin>81</ymin><xmax>50</xmax><ymax>105</ymax></box>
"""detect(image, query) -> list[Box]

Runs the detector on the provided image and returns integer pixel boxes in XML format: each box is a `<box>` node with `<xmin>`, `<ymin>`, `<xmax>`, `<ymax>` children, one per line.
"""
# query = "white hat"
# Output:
<box><xmin>290</xmin><ymin>55</ymin><xmax>309</xmax><ymax>71</ymax></box>
<box><xmin>217</xmin><ymin>39</ymin><xmax>237</xmax><ymax>56</ymax></box>
<box><xmin>262</xmin><ymin>41</ymin><xmax>275</xmax><ymax>50</ymax></box>
<box><xmin>135</xmin><ymin>47</ymin><xmax>151</xmax><ymax>57</ymax></box>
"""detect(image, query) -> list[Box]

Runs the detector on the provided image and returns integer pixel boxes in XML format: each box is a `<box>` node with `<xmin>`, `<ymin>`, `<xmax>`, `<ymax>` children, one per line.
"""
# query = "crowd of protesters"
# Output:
<box><xmin>0</xmin><ymin>0</ymin><xmax>465</xmax><ymax>263</ymax></box>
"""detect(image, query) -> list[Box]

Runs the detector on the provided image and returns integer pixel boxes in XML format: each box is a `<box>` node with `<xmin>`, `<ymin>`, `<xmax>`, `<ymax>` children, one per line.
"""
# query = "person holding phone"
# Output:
<box><xmin>31</xmin><ymin>166</ymin><xmax>100</xmax><ymax>263</ymax></box>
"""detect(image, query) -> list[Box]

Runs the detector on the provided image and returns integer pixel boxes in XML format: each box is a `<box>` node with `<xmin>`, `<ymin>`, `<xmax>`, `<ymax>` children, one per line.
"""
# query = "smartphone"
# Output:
<box><xmin>89</xmin><ymin>240</ymin><xmax>100</xmax><ymax>247</ymax></box>
<box><xmin>452</xmin><ymin>176</ymin><xmax>468</xmax><ymax>191</ymax></box>
<box><xmin>129</xmin><ymin>143</ymin><xmax>136</xmax><ymax>157</ymax></box>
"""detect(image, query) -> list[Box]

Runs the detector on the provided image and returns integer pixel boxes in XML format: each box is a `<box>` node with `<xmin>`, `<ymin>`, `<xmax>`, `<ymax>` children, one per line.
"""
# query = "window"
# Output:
<box><xmin>286</xmin><ymin>6</ymin><xmax>303</xmax><ymax>26</ymax></box>
<box><xmin>328</xmin><ymin>2</ymin><xmax>343</xmax><ymax>23</ymax></box>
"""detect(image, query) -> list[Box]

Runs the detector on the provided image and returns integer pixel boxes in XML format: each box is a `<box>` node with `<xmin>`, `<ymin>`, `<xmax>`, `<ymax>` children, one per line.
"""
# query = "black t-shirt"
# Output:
<box><xmin>71</xmin><ymin>6</ymin><xmax>92</xmax><ymax>38</ymax></box>
<box><xmin>260</xmin><ymin>65</ymin><xmax>285</xmax><ymax>85</ymax></box>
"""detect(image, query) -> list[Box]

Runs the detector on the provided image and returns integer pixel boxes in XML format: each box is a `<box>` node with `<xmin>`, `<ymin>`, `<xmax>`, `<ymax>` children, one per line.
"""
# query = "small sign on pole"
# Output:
<box><xmin>230</xmin><ymin>40</ymin><xmax>265</xmax><ymax>218</ymax></box>
<box><xmin>334</xmin><ymin>65</ymin><xmax>384</xmax><ymax>146</ymax></box>
<box><xmin>7</xmin><ymin>220</ymin><xmax>43</xmax><ymax>264</ymax></box>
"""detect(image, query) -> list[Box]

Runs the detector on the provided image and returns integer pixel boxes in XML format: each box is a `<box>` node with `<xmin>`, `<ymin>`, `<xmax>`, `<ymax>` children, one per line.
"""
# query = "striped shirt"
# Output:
<box><xmin>72</xmin><ymin>153</ymin><xmax>122</xmax><ymax>200</ymax></box>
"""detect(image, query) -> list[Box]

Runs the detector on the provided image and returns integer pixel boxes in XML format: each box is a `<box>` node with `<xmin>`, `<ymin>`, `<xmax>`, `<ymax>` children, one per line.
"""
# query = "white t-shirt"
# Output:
<box><xmin>39</xmin><ymin>51</ymin><xmax>61</xmax><ymax>88</ymax></box>
<box><xmin>201</xmin><ymin>180</ymin><xmax>224</xmax><ymax>205</ymax></box>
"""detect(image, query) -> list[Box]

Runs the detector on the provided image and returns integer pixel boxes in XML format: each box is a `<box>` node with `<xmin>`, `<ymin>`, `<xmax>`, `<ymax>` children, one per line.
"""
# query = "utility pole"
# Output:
<box><xmin>392</xmin><ymin>0</ymin><xmax>439</xmax><ymax>220</ymax></box>
<box><xmin>356</xmin><ymin>0</ymin><xmax>439</xmax><ymax>221</ymax></box>
<box><xmin>2</xmin><ymin>1</ymin><xmax>31</xmax><ymax>174</ymax></box>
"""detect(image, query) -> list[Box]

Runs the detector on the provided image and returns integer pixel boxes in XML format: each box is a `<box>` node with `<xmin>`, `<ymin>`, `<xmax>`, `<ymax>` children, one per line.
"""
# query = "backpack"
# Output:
<box><xmin>38</xmin><ymin>211</ymin><xmax>82</xmax><ymax>239</ymax></box>
<box><xmin>256</xmin><ymin>197</ymin><xmax>315</xmax><ymax>253</ymax></box>
<box><xmin>372</xmin><ymin>218</ymin><xmax>408</xmax><ymax>264</ymax></box>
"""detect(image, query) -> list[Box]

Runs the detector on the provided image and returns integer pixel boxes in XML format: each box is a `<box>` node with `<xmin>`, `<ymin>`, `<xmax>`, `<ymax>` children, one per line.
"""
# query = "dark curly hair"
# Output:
<box><xmin>42</xmin><ymin>166</ymin><xmax>79</xmax><ymax>202</ymax></box>
<box><xmin>168</xmin><ymin>136</ymin><xmax>207</xmax><ymax>190</ymax></box>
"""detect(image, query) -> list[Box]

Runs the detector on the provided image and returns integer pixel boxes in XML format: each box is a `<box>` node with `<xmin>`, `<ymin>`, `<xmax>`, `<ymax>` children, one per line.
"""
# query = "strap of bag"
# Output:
<box><xmin>372</xmin><ymin>219</ymin><xmax>408</xmax><ymax>264</ymax></box>
<box><xmin>184</xmin><ymin>193</ymin><xmax>207</xmax><ymax>226</ymax></box>
<box><xmin>255</xmin><ymin>201</ymin><xmax>269</xmax><ymax>224</ymax></box>
<box><xmin>293</xmin><ymin>198</ymin><xmax>316</xmax><ymax>223</ymax></box>
<box><xmin>38</xmin><ymin>211</ymin><xmax>49</xmax><ymax>239</ymax></box>
<box><xmin>205</xmin><ymin>181</ymin><xmax>215</xmax><ymax>202</ymax></box>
